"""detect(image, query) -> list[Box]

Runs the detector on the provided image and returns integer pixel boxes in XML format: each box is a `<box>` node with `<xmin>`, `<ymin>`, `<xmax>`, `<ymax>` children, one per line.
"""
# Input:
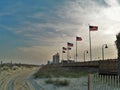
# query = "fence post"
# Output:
<box><xmin>88</xmin><ymin>74</ymin><xmax>92</xmax><ymax>90</ymax></box>
<box><xmin>118</xmin><ymin>76</ymin><xmax>119</xmax><ymax>89</ymax></box>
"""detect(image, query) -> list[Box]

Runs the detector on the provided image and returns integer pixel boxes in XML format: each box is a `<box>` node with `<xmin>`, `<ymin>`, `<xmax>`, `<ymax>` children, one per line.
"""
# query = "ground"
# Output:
<box><xmin>0</xmin><ymin>66</ymin><xmax>89</xmax><ymax>90</ymax></box>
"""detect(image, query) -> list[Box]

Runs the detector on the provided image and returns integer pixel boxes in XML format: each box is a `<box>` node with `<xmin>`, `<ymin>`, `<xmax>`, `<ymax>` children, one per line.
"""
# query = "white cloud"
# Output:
<box><xmin>1</xmin><ymin>0</ymin><xmax>120</xmax><ymax>64</ymax></box>
<box><xmin>17</xmin><ymin>0</ymin><xmax>120</xmax><ymax>61</ymax></box>
<box><xmin>104</xmin><ymin>0</ymin><xmax>119</xmax><ymax>6</ymax></box>
<box><xmin>18</xmin><ymin>45</ymin><xmax>62</xmax><ymax>64</ymax></box>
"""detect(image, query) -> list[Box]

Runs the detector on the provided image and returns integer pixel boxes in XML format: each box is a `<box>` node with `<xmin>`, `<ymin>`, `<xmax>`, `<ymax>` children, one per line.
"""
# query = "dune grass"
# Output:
<box><xmin>45</xmin><ymin>79</ymin><xmax>70</xmax><ymax>86</ymax></box>
<box><xmin>34</xmin><ymin>67</ymin><xmax>89</xmax><ymax>78</ymax></box>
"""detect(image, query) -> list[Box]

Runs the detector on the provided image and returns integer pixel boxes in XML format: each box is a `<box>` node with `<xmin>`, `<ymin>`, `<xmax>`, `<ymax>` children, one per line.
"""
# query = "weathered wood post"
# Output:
<box><xmin>88</xmin><ymin>74</ymin><xmax>92</xmax><ymax>90</ymax></box>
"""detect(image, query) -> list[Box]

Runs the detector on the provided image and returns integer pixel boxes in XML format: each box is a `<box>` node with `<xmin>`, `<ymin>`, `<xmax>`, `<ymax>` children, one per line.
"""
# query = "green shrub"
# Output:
<box><xmin>45</xmin><ymin>79</ymin><xmax>54</xmax><ymax>84</ymax></box>
<box><xmin>45</xmin><ymin>79</ymin><xmax>70</xmax><ymax>86</ymax></box>
<box><xmin>54</xmin><ymin>79</ymin><xmax>69</xmax><ymax>86</ymax></box>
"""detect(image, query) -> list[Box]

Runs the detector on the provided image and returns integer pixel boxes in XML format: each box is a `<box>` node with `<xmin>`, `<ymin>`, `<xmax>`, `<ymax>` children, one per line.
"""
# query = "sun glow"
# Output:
<box><xmin>103</xmin><ymin>7</ymin><xmax>120</xmax><ymax>22</ymax></box>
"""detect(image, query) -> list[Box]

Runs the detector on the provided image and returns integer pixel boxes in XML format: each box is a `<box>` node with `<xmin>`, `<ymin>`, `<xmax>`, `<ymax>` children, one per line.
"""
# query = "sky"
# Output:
<box><xmin>0</xmin><ymin>0</ymin><xmax>120</xmax><ymax>64</ymax></box>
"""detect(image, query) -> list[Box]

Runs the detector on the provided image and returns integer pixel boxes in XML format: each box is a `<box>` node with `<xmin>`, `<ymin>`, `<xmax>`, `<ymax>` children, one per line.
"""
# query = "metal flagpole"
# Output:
<box><xmin>67</xmin><ymin>42</ymin><xmax>69</xmax><ymax>61</ymax></box>
<box><xmin>76</xmin><ymin>39</ymin><xmax>77</xmax><ymax>62</ymax></box>
<box><xmin>84</xmin><ymin>51</ymin><xmax>85</xmax><ymax>62</ymax></box>
<box><xmin>89</xmin><ymin>26</ymin><xmax>92</xmax><ymax>61</ymax></box>
<box><xmin>62</xmin><ymin>50</ymin><xmax>63</xmax><ymax>60</ymax></box>
<box><xmin>68</xmin><ymin>47</ymin><xmax>69</xmax><ymax>61</ymax></box>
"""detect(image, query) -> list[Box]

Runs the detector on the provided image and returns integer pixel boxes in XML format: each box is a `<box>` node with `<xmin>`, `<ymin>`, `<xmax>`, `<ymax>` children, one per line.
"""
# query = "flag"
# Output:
<box><xmin>63</xmin><ymin>47</ymin><xmax>67</xmax><ymax>50</ymax></box>
<box><xmin>86</xmin><ymin>50</ymin><xmax>88</xmax><ymax>53</ymax></box>
<box><xmin>89</xmin><ymin>26</ymin><xmax>98</xmax><ymax>31</ymax></box>
<box><xmin>68</xmin><ymin>47</ymin><xmax>71</xmax><ymax>50</ymax></box>
<box><xmin>67</xmin><ymin>42</ymin><xmax>73</xmax><ymax>47</ymax></box>
<box><xmin>62</xmin><ymin>51</ymin><xmax>66</xmax><ymax>53</ymax></box>
<box><xmin>76</xmin><ymin>36</ymin><xmax>82</xmax><ymax>41</ymax></box>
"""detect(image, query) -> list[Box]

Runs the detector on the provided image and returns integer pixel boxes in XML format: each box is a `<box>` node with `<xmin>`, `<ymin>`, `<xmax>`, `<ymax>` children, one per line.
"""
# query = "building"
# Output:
<box><xmin>47</xmin><ymin>60</ymin><xmax>52</xmax><ymax>64</ymax></box>
<box><xmin>53</xmin><ymin>53</ymin><xmax>60</xmax><ymax>64</ymax></box>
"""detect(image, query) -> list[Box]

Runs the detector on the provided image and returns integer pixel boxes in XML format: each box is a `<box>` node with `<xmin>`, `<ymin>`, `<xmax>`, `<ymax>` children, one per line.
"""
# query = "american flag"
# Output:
<box><xmin>89</xmin><ymin>26</ymin><xmax>98</xmax><ymax>31</ymax></box>
<box><xmin>67</xmin><ymin>42</ymin><xmax>73</xmax><ymax>47</ymax></box>
<box><xmin>62</xmin><ymin>51</ymin><xmax>66</xmax><ymax>53</ymax></box>
<box><xmin>76</xmin><ymin>37</ymin><xmax>82</xmax><ymax>41</ymax></box>
<box><xmin>63</xmin><ymin>47</ymin><xmax>67</xmax><ymax>50</ymax></box>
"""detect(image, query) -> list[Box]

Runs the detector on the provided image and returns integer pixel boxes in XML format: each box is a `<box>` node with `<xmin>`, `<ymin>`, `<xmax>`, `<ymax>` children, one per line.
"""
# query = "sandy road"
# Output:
<box><xmin>0</xmin><ymin>67</ymin><xmax>44</xmax><ymax>90</ymax></box>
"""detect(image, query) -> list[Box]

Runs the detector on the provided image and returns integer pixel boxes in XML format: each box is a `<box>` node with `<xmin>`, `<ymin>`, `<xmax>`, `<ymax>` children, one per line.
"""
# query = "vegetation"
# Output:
<box><xmin>2</xmin><ymin>66</ymin><xmax>10</xmax><ymax>71</ymax></box>
<box><xmin>116</xmin><ymin>32</ymin><xmax>120</xmax><ymax>60</ymax></box>
<box><xmin>34</xmin><ymin>67</ymin><xmax>89</xmax><ymax>78</ymax></box>
<box><xmin>116</xmin><ymin>32</ymin><xmax>120</xmax><ymax>75</ymax></box>
<box><xmin>45</xmin><ymin>79</ymin><xmax>70</xmax><ymax>86</ymax></box>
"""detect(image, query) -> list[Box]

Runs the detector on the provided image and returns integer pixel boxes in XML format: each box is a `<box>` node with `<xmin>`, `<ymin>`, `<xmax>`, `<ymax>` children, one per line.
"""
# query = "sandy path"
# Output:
<box><xmin>0</xmin><ymin>67</ymin><xmax>43</xmax><ymax>90</ymax></box>
<box><xmin>0</xmin><ymin>67</ymin><xmax>88</xmax><ymax>90</ymax></box>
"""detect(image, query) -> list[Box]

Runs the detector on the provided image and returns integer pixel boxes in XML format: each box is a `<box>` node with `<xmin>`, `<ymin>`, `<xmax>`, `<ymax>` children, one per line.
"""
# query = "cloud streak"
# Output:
<box><xmin>0</xmin><ymin>0</ymin><xmax>119</xmax><ymax>64</ymax></box>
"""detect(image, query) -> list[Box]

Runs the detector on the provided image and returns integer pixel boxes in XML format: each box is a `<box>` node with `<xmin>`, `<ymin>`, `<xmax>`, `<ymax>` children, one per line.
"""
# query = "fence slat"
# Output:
<box><xmin>88</xmin><ymin>74</ymin><xmax>120</xmax><ymax>90</ymax></box>
<box><xmin>118</xmin><ymin>76</ymin><xmax>119</xmax><ymax>89</ymax></box>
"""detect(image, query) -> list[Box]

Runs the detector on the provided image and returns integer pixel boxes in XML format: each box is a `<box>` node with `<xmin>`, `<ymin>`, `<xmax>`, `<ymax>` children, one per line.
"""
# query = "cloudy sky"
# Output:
<box><xmin>0</xmin><ymin>0</ymin><xmax>119</xmax><ymax>64</ymax></box>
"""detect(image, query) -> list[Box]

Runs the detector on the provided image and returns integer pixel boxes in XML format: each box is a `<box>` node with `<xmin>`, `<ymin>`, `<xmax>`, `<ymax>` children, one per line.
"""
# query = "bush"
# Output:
<box><xmin>54</xmin><ymin>79</ymin><xmax>69</xmax><ymax>86</ymax></box>
<box><xmin>45</xmin><ymin>79</ymin><xmax>70</xmax><ymax>86</ymax></box>
<box><xmin>45</xmin><ymin>79</ymin><xmax>54</xmax><ymax>84</ymax></box>
<box><xmin>2</xmin><ymin>66</ymin><xmax>9</xmax><ymax>71</ymax></box>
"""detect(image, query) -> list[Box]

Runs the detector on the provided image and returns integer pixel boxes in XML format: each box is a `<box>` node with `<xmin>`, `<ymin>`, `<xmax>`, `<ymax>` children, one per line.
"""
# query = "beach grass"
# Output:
<box><xmin>45</xmin><ymin>79</ymin><xmax>70</xmax><ymax>86</ymax></box>
<box><xmin>34</xmin><ymin>67</ymin><xmax>89</xmax><ymax>78</ymax></box>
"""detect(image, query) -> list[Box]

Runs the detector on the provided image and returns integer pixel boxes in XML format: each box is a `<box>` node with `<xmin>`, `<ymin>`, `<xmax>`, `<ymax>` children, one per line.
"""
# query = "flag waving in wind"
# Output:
<box><xmin>88</xmin><ymin>25</ymin><xmax>98</xmax><ymax>61</ymax></box>
<box><xmin>63</xmin><ymin>47</ymin><xmax>67</xmax><ymax>50</ymax></box>
<box><xmin>89</xmin><ymin>26</ymin><xmax>98</xmax><ymax>31</ymax></box>
<box><xmin>67</xmin><ymin>42</ymin><xmax>73</xmax><ymax>47</ymax></box>
<box><xmin>76</xmin><ymin>37</ymin><xmax>82</xmax><ymax>41</ymax></box>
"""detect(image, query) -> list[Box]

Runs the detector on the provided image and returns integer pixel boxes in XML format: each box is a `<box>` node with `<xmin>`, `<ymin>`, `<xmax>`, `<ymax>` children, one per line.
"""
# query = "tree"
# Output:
<box><xmin>116</xmin><ymin>33</ymin><xmax>120</xmax><ymax>59</ymax></box>
<box><xmin>116</xmin><ymin>32</ymin><xmax>120</xmax><ymax>75</ymax></box>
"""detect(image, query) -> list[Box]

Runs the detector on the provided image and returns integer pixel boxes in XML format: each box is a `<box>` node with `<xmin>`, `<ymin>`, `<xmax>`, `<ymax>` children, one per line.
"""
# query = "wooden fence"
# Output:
<box><xmin>88</xmin><ymin>73</ymin><xmax>120</xmax><ymax>90</ymax></box>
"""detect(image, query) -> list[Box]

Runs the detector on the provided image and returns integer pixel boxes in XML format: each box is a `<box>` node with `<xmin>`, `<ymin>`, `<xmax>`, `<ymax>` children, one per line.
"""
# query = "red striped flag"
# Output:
<box><xmin>63</xmin><ymin>47</ymin><xmax>67</xmax><ymax>50</ymax></box>
<box><xmin>89</xmin><ymin>26</ymin><xmax>98</xmax><ymax>31</ymax></box>
<box><xmin>76</xmin><ymin>37</ymin><xmax>82</xmax><ymax>41</ymax></box>
<box><xmin>62</xmin><ymin>51</ymin><xmax>66</xmax><ymax>53</ymax></box>
<box><xmin>67</xmin><ymin>42</ymin><xmax>73</xmax><ymax>47</ymax></box>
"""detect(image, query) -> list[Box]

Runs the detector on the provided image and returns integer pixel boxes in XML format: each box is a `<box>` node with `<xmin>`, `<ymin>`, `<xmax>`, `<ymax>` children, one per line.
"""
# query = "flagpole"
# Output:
<box><xmin>67</xmin><ymin>43</ymin><xmax>69</xmax><ymax>61</ymax></box>
<box><xmin>76</xmin><ymin>39</ymin><xmax>77</xmax><ymax>62</ymax></box>
<box><xmin>89</xmin><ymin>26</ymin><xmax>92</xmax><ymax>61</ymax></box>
<box><xmin>62</xmin><ymin>50</ymin><xmax>63</xmax><ymax>61</ymax></box>
<box><xmin>67</xmin><ymin>42</ymin><xmax>73</xmax><ymax>62</ymax></box>
<box><xmin>68</xmin><ymin>47</ymin><xmax>69</xmax><ymax>61</ymax></box>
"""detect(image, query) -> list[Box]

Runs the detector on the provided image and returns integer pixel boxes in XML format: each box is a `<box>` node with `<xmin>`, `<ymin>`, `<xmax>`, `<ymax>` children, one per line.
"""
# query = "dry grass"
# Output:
<box><xmin>34</xmin><ymin>67</ymin><xmax>89</xmax><ymax>78</ymax></box>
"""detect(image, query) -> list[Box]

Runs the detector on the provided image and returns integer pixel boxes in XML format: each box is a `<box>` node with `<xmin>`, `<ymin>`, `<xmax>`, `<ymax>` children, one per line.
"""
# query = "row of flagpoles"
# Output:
<box><xmin>62</xmin><ymin>25</ymin><xmax>98</xmax><ymax>62</ymax></box>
